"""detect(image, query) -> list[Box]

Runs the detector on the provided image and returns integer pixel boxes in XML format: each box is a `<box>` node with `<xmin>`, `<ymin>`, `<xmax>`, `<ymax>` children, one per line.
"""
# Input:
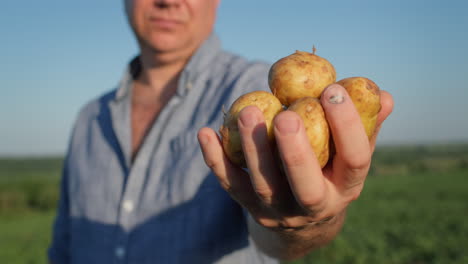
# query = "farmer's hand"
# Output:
<box><xmin>198</xmin><ymin>84</ymin><xmax>393</xmax><ymax>258</ymax></box>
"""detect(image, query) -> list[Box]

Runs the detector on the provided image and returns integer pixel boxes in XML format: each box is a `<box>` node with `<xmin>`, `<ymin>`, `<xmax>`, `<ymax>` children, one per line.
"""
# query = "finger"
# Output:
<box><xmin>197</xmin><ymin>127</ymin><xmax>258</xmax><ymax>207</ymax></box>
<box><xmin>370</xmin><ymin>90</ymin><xmax>394</xmax><ymax>152</ymax></box>
<box><xmin>321</xmin><ymin>84</ymin><xmax>370</xmax><ymax>194</ymax></box>
<box><xmin>238</xmin><ymin>106</ymin><xmax>284</xmax><ymax>205</ymax></box>
<box><xmin>273</xmin><ymin>111</ymin><xmax>328</xmax><ymax>214</ymax></box>
<box><xmin>377</xmin><ymin>90</ymin><xmax>394</xmax><ymax>126</ymax></box>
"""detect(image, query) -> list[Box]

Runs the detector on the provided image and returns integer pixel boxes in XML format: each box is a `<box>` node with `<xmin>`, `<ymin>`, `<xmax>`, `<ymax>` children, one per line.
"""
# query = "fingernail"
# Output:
<box><xmin>239</xmin><ymin>111</ymin><xmax>259</xmax><ymax>128</ymax></box>
<box><xmin>276</xmin><ymin>115</ymin><xmax>300</xmax><ymax>134</ymax></box>
<box><xmin>325</xmin><ymin>84</ymin><xmax>345</xmax><ymax>104</ymax></box>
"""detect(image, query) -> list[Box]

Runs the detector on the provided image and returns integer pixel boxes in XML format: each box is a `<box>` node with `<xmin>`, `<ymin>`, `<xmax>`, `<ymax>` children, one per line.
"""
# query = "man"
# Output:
<box><xmin>49</xmin><ymin>0</ymin><xmax>393</xmax><ymax>263</ymax></box>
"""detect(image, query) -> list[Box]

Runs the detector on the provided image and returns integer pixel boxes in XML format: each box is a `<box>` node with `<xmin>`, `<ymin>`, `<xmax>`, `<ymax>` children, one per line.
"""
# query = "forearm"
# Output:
<box><xmin>247</xmin><ymin>210</ymin><xmax>346</xmax><ymax>261</ymax></box>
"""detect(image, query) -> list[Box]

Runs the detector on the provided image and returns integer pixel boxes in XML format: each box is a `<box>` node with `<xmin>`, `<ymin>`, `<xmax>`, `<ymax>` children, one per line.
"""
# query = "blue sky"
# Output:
<box><xmin>1</xmin><ymin>0</ymin><xmax>467</xmax><ymax>156</ymax></box>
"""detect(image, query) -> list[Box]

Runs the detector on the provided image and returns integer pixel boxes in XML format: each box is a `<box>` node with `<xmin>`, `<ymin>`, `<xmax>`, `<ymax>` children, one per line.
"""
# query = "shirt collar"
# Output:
<box><xmin>114</xmin><ymin>57</ymin><xmax>140</xmax><ymax>101</ymax></box>
<box><xmin>114</xmin><ymin>33</ymin><xmax>221</xmax><ymax>101</ymax></box>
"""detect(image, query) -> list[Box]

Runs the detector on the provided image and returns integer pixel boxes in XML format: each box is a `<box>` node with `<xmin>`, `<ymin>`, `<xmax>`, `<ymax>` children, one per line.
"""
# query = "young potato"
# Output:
<box><xmin>220</xmin><ymin>91</ymin><xmax>283</xmax><ymax>167</ymax></box>
<box><xmin>337</xmin><ymin>77</ymin><xmax>382</xmax><ymax>140</ymax></box>
<box><xmin>288</xmin><ymin>97</ymin><xmax>330</xmax><ymax>168</ymax></box>
<box><xmin>268</xmin><ymin>49</ymin><xmax>336</xmax><ymax>106</ymax></box>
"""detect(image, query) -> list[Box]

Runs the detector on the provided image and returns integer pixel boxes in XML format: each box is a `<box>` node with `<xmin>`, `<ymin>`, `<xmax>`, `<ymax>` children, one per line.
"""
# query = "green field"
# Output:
<box><xmin>1</xmin><ymin>144</ymin><xmax>467</xmax><ymax>264</ymax></box>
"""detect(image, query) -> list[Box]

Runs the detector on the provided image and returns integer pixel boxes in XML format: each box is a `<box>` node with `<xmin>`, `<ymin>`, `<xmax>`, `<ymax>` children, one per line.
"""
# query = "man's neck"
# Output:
<box><xmin>136</xmin><ymin>51</ymin><xmax>189</xmax><ymax>93</ymax></box>
<box><xmin>130</xmin><ymin>50</ymin><xmax>190</xmax><ymax>159</ymax></box>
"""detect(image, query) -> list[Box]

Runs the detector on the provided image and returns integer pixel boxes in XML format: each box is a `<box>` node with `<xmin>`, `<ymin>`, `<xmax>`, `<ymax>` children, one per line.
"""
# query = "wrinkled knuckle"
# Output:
<box><xmin>344</xmin><ymin>179</ymin><xmax>364</xmax><ymax>195</ymax></box>
<box><xmin>204</xmin><ymin>157</ymin><xmax>219</xmax><ymax>171</ymax></box>
<box><xmin>279</xmin><ymin>218</ymin><xmax>307</xmax><ymax>229</ymax></box>
<box><xmin>339</xmin><ymin>184</ymin><xmax>363</xmax><ymax>205</ymax></box>
<box><xmin>345</xmin><ymin>152</ymin><xmax>371</xmax><ymax>171</ymax></box>
<box><xmin>256</xmin><ymin>217</ymin><xmax>278</xmax><ymax>229</ymax></box>
<box><xmin>255</xmin><ymin>188</ymin><xmax>274</xmax><ymax>204</ymax></box>
<box><xmin>218</xmin><ymin>181</ymin><xmax>232</xmax><ymax>193</ymax></box>
<box><xmin>347</xmin><ymin>188</ymin><xmax>362</xmax><ymax>203</ymax></box>
<box><xmin>298</xmin><ymin>191</ymin><xmax>326</xmax><ymax>211</ymax></box>
<box><xmin>309</xmin><ymin>210</ymin><xmax>331</xmax><ymax>222</ymax></box>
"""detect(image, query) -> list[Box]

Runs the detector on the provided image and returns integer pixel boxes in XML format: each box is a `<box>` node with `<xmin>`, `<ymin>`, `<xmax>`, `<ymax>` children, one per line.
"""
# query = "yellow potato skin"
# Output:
<box><xmin>337</xmin><ymin>77</ymin><xmax>381</xmax><ymax>139</ymax></box>
<box><xmin>268</xmin><ymin>50</ymin><xmax>336</xmax><ymax>106</ymax></box>
<box><xmin>288</xmin><ymin>97</ymin><xmax>330</xmax><ymax>168</ymax></box>
<box><xmin>220</xmin><ymin>91</ymin><xmax>283</xmax><ymax>167</ymax></box>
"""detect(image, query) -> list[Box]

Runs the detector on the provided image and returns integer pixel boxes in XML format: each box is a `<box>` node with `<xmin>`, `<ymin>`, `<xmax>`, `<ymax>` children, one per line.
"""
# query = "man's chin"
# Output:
<box><xmin>144</xmin><ymin>36</ymin><xmax>199</xmax><ymax>55</ymax></box>
<box><xmin>144</xmin><ymin>35</ymin><xmax>186</xmax><ymax>51</ymax></box>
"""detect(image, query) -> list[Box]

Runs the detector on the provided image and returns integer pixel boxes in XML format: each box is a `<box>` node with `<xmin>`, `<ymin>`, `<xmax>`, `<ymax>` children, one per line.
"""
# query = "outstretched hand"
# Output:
<box><xmin>198</xmin><ymin>84</ymin><xmax>393</xmax><ymax>231</ymax></box>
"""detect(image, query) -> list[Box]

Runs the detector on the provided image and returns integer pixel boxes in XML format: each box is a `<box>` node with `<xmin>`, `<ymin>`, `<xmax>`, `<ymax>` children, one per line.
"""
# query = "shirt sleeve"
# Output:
<box><xmin>47</xmin><ymin>97</ymin><xmax>96</xmax><ymax>263</ymax></box>
<box><xmin>234</xmin><ymin>61</ymin><xmax>271</xmax><ymax>96</ymax></box>
<box><xmin>47</xmin><ymin>151</ymin><xmax>71</xmax><ymax>263</ymax></box>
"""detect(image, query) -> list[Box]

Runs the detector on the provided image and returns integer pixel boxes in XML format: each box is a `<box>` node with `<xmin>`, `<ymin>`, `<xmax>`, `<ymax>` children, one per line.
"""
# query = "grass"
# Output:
<box><xmin>0</xmin><ymin>158</ymin><xmax>62</xmax><ymax>264</ymax></box>
<box><xmin>1</xmin><ymin>144</ymin><xmax>468</xmax><ymax>264</ymax></box>
<box><xmin>291</xmin><ymin>169</ymin><xmax>468</xmax><ymax>264</ymax></box>
<box><xmin>0</xmin><ymin>211</ymin><xmax>55</xmax><ymax>264</ymax></box>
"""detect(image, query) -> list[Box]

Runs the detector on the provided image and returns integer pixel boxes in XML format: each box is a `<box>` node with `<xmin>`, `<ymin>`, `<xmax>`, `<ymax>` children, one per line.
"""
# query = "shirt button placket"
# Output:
<box><xmin>115</xmin><ymin>245</ymin><xmax>126</xmax><ymax>259</ymax></box>
<box><xmin>115</xmin><ymin>199</ymin><xmax>134</xmax><ymax>263</ymax></box>
<box><xmin>113</xmin><ymin>226</ymin><xmax>130</xmax><ymax>264</ymax></box>
<box><xmin>122</xmin><ymin>200</ymin><xmax>134</xmax><ymax>213</ymax></box>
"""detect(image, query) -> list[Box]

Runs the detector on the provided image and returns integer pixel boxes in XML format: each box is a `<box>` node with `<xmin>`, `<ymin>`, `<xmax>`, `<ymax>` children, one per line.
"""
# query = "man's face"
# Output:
<box><xmin>125</xmin><ymin>0</ymin><xmax>220</xmax><ymax>55</ymax></box>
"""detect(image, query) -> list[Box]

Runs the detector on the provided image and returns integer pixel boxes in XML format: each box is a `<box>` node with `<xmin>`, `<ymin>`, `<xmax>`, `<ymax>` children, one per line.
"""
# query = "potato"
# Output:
<box><xmin>337</xmin><ymin>77</ymin><xmax>382</xmax><ymax>139</ymax></box>
<box><xmin>221</xmin><ymin>48</ymin><xmax>381</xmax><ymax>169</ymax></box>
<box><xmin>220</xmin><ymin>91</ymin><xmax>283</xmax><ymax>167</ymax></box>
<box><xmin>288</xmin><ymin>97</ymin><xmax>330</xmax><ymax>168</ymax></box>
<box><xmin>268</xmin><ymin>49</ymin><xmax>336</xmax><ymax>106</ymax></box>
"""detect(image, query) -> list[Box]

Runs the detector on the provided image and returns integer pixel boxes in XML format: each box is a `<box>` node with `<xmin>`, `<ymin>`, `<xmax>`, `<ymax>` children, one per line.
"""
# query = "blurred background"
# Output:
<box><xmin>1</xmin><ymin>0</ymin><xmax>467</xmax><ymax>263</ymax></box>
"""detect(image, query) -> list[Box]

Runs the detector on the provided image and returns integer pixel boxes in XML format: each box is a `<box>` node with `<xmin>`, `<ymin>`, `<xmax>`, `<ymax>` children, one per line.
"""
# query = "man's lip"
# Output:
<box><xmin>149</xmin><ymin>17</ymin><xmax>183</xmax><ymax>28</ymax></box>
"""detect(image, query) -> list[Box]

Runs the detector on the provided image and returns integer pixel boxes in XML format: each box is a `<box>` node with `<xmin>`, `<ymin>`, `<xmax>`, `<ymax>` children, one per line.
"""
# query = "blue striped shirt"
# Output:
<box><xmin>48</xmin><ymin>34</ymin><xmax>279</xmax><ymax>264</ymax></box>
